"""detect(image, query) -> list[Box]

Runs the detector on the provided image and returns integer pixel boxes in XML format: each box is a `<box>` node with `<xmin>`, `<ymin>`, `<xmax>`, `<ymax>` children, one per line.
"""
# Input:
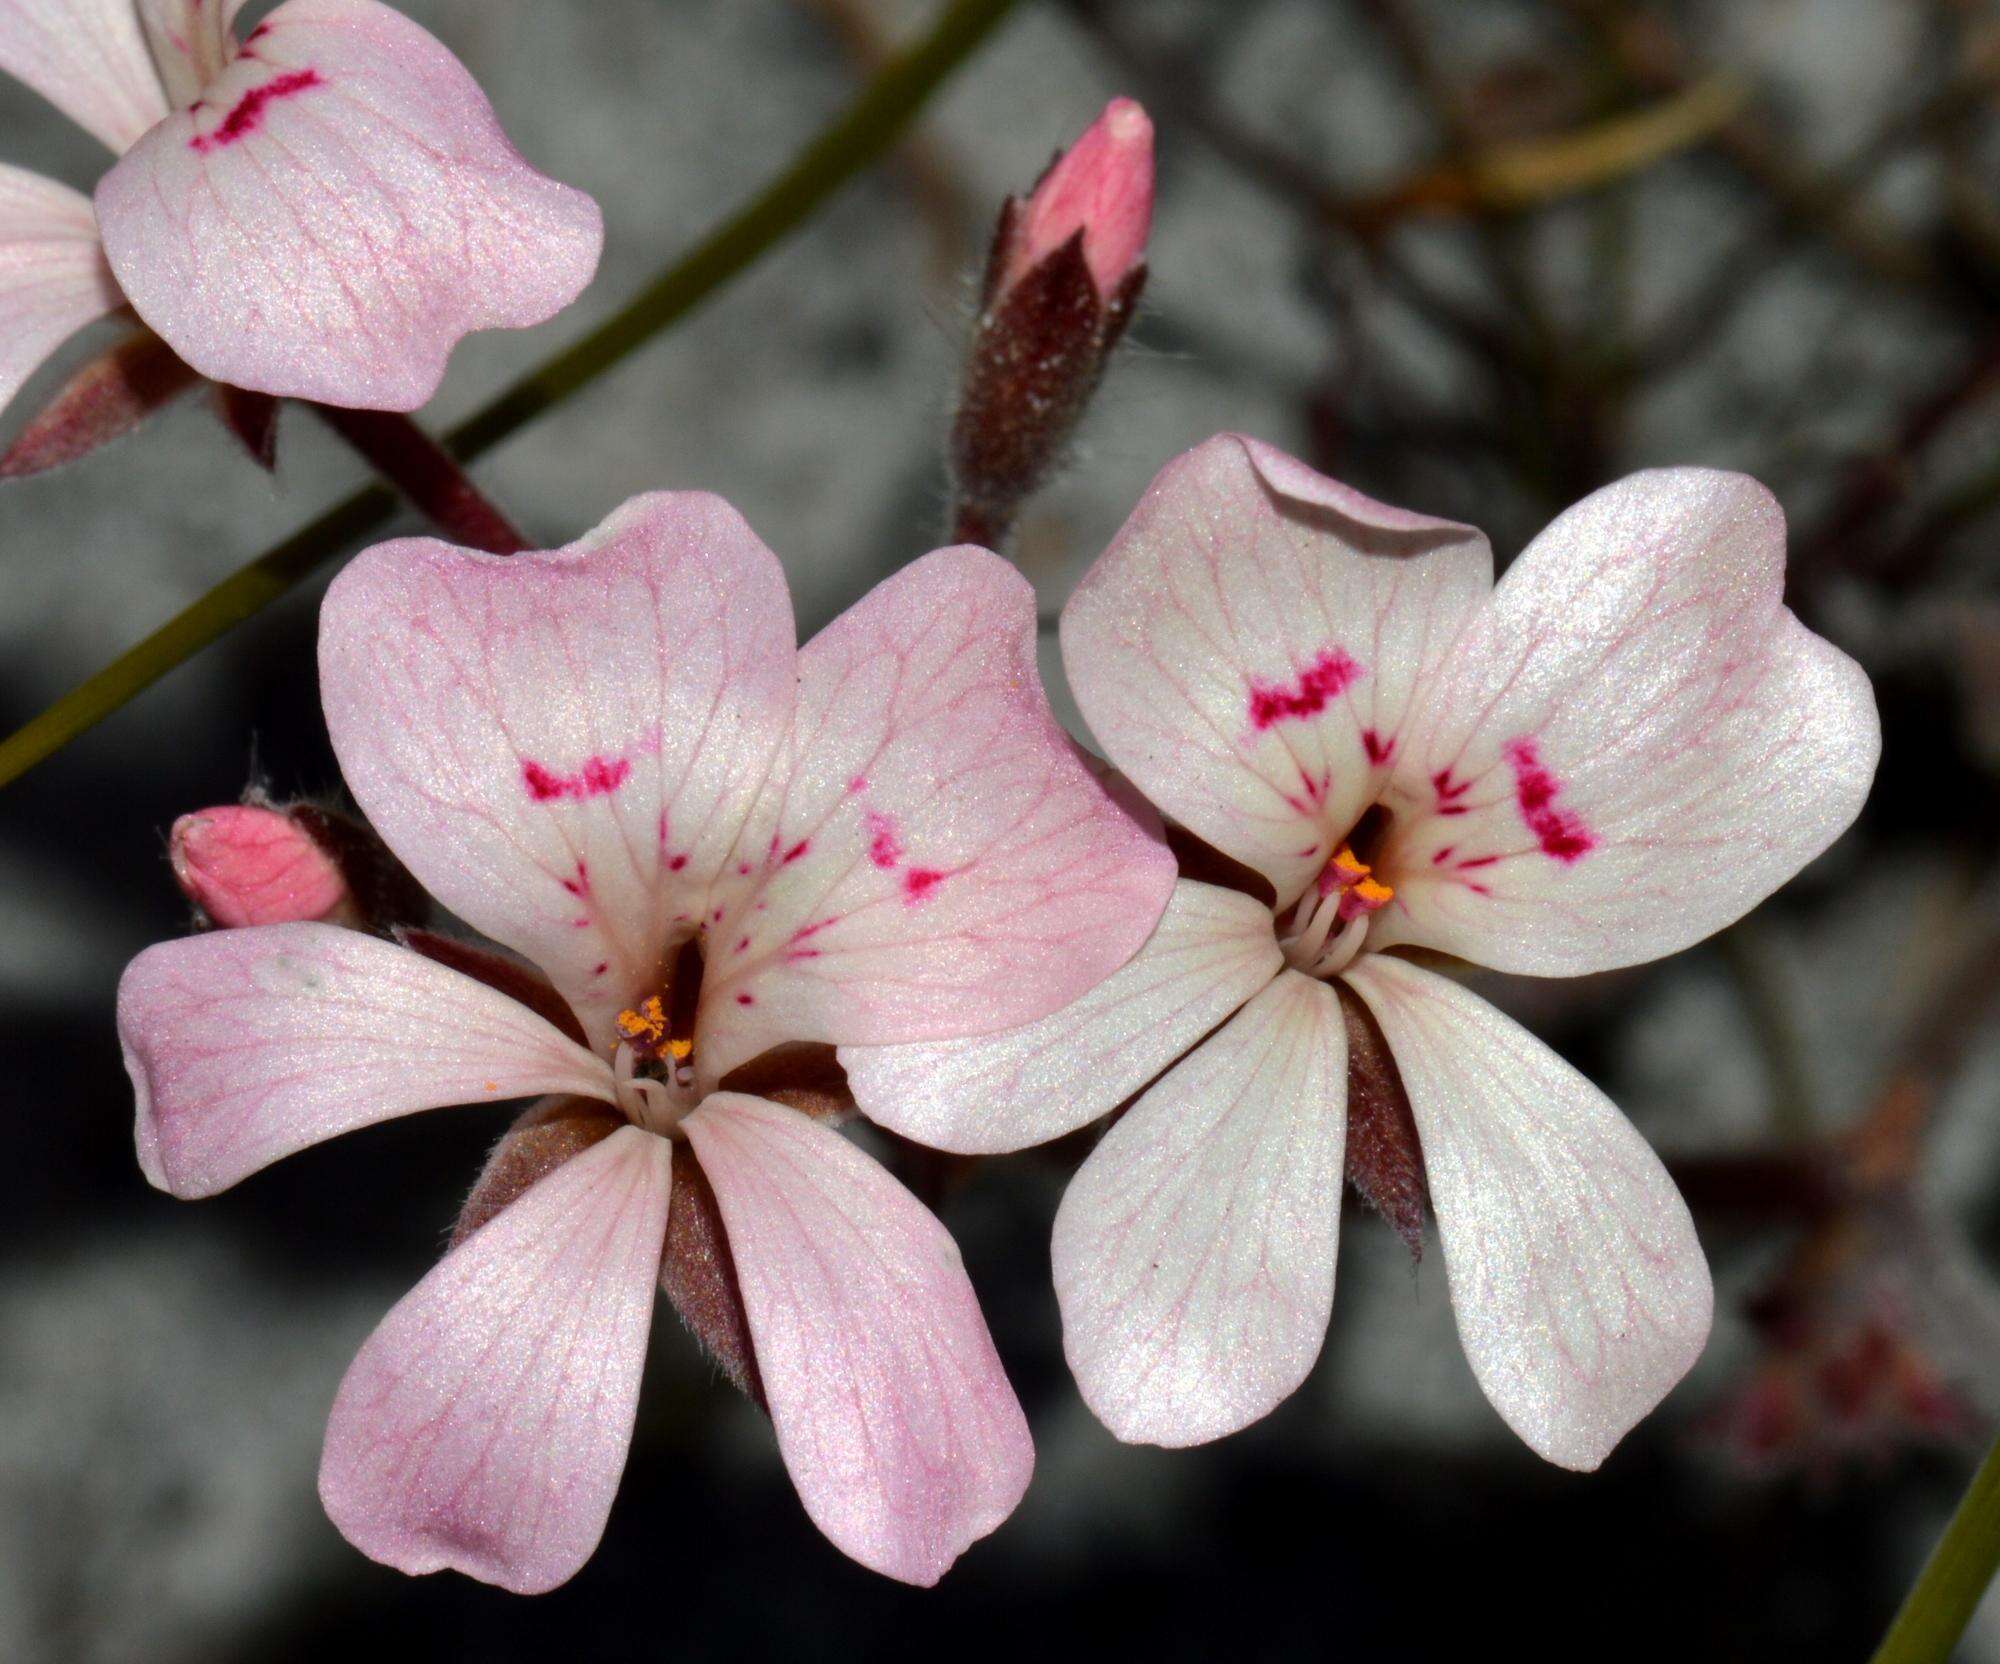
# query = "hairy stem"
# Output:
<box><xmin>0</xmin><ymin>0</ymin><xmax>1021</xmax><ymax>791</ymax></box>
<box><xmin>309</xmin><ymin>406</ymin><xmax>528</xmax><ymax>554</ymax></box>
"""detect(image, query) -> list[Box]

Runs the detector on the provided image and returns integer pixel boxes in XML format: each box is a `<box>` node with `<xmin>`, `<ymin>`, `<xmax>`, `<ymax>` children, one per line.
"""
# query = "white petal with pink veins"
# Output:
<box><xmin>0</xmin><ymin>0</ymin><xmax>171</xmax><ymax>151</ymax></box>
<box><xmin>694</xmin><ymin>547</ymin><xmax>1175</xmax><ymax>1084</ymax></box>
<box><xmin>1371</xmin><ymin>469</ymin><xmax>1880</xmax><ymax>974</ymax></box>
<box><xmin>0</xmin><ymin>164</ymin><xmax>123</xmax><ymax>417</ymax></box>
<box><xmin>1052</xmin><ymin>969</ymin><xmax>1346</xmax><ymax>1446</ymax></box>
<box><xmin>684</xmin><ymin>1094</ymin><xmax>1032</xmax><ymax>1586</ymax></box>
<box><xmin>119</xmin><ymin>922</ymin><xmax>617</xmax><ymax>1198</ymax></box>
<box><xmin>841</xmin><ymin>879</ymin><xmax>1281</xmax><ymax>1154</ymax></box>
<box><xmin>1344</xmin><ymin>954</ymin><xmax>1712</xmax><ymax>1469</ymax></box>
<box><xmin>320</xmin><ymin>493</ymin><xmax>798</xmax><ymax>1054</ymax></box>
<box><xmin>1061</xmin><ymin>434</ymin><xmax>1492</xmax><ymax>907</ymax></box>
<box><xmin>319</xmin><ymin>1126</ymin><xmax>670</xmax><ymax>1595</ymax></box>
<box><xmin>94</xmin><ymin>0</ymin><xmax>603</xmax><ymax>409</ymax></box>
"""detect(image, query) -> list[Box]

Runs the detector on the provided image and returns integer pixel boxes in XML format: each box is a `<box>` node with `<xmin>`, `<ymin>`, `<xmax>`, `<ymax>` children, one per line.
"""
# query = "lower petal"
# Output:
<box><xmin>319</xmin><ymin>1126</ymin><xmax>671</xmax><ymax>1594</ymax></box>
<box><xmin>1343</xmin><ymin>953</ymin><xmax>1712</xmax><ymax>1469</ymax></box>
<box><xmin>1052</xmin><ymin>969</ymin><xmax>1346</xmax><ymax>1446</ymax></box>
<box><xmin>118</xmin><ymin>923</ymin><xmax>616</xmax><ymax>1198</ymax></box>
<box><xmin>683</xmin><ymin>1094</ymin><xmax>1032</xmax><ymax>1586</ymax></box>
<box><xmin>840</xmin><ymin>879</ymin><xmax>1281</xmax><ymax>1154</ymax></box>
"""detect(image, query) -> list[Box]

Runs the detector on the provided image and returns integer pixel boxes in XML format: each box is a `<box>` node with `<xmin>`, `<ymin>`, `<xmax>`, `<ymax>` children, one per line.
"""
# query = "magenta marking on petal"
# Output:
<box><xmin>735</xmin><ymin>992</ymin><xmax>755</xmax><ymax>1006</ymax></box>
<box><xmin>592</xmin><ymin>961</ymin><xmax>609</xmax><ymax>976</ymax></box>
<box><xmin>1431</xmin><ymin>845</ymin><xmax>1455</xmax><ymax>866</ymax></box>
<box><xmin>1502</xmin><ymin>738</ymin><xmax>1596</xmax><ymax>863</ymax></box>
<box><xmin>1457</xmin><ymin>853</ymin><xmax>1500</xmax><ymax>871</ymax></box>
<box><xmin>188</xmin><ymin>68</ymin><xmax>325</xmax><ymax>154</ymax></box>
<box><xmin>522</xmin><ymin>755</ymin><xmax>632</xmax><ymax>804</ymax></box>
<box><xmin>668</xmin><ymin>854</ymin><xmax>689</xmax><ymax>872</ymax></box>
<box><xmin>1361</xmin><ymin>728</ymin><xmax>1394</xmax><ymax>766</ymax></box>
<box><xmin>866</xmin><ymin>812</ymin><xmax>903</xmax><ymax>870</ymax></box>
<box><xmin>847</xmin><ymin>775</ymin><xmax>868</xmax><ymax>795</ymax></box>
<box><xmin>1247</xmin><ymin>647</ymin><xmax>1361</xmax><ymax>731</ymax></box>
<box><xmin>780</xmin><ymin>838</ymin><xmax>811</xmax><ymax>865</ymax></box>
<box><xmin>1432</xmin><ymin>767</ymin><xmax>1470</xmax><ymax>804</ymax></box>
<box><xmin>560</xmin><ymin>861</ymin><xmax>590</xmax><ymax>897</ymax></box>
<box><xmin>903</xmin><ymin>868</ymin><xmax>946</xmax><ymax>904</ymax></box>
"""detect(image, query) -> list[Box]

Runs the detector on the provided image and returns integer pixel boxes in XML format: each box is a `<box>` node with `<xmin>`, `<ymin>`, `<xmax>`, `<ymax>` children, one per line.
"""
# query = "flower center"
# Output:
<box><xmin>1279</xmin><ymin>840</ymin><xmax>1394</xmax><ymax>979</ymax></box>
<box><xmin>609</xmin><ymin>940</ymin><xmax>705</xmax><ymax>1136</ymax></box>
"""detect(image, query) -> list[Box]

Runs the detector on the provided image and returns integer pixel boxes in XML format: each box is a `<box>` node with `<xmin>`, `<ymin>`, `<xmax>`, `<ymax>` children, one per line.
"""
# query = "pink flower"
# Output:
<box><xmin>170</xmin><ymin>802</ymin><xmax>356</xmax><ymax>928</ymax></box>
<box><xmin>995</xmin><ymin>96</ymin><xmax>1154</xmax><ymax>304</ymax></box>
<box><xmin>117</xmin><ymin>493</ymin><xmax>1175</xmax><ymax>1590</ymax></box>
<box><xmin>846</xmin><ymin>435</ymin><xmax>1882</xmax><ymax>1469</ymax></box>
<box><xmin>0</xmin><ymin>0</ymin><xmax>602</xmax><ymax>415</ymax></box>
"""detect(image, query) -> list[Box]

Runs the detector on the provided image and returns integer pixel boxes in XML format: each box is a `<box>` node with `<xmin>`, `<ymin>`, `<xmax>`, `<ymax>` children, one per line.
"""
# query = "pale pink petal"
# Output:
<box><xmin>1051</xmin><ymin>969</ymin><xmax>1345</xmax><ymax>1446</ymax></box>
<box><xmin>136</xmin><ymin>0</ymin><xmax>232</xmax><ymax>107</ymax></box>
<box><xmin>118</xmin><ymin>922</ymin><xmax>616</xmax><ymax>1198</ymax></box>
<box><xmin>683</xmin><ymin>1094</ymin><xmax>1032</xmax><ymax>1585</ymax></box>
<box><xmin>320</xmin><ymin>493</ymin><xmax>797</xmax><ymax>1053</ymax></box>
<box><xmin>0</xmin><ymin>0</ymin><xmax>169</xmax><ymax>151</ymax></box>
<box><xmin>1061</xmin><ymin>434</ymin><xmax>1492</xmax><ymax>906</ymax></box>
<box><xmin>1370</xmin><ymin>469</ymin><xmax>1880</xmax><ymax>974</ymax></box>
<box><xmin>0</xmin><ymin>165</ymin><xmax>123</xmax><ymax>417</ymax></box>
<box><xmin>694</xmin><ymin>546</ymin><xmax>1175</xmax><ymax>1085</ymax></box>
<box><xmin>841</xmin><ymin>879</ymin><xmax>1280</xmax><ymax>1154</ymax></box>
<box><xmin>1343</xmin><ymin>953</ymin><xmax>1712</xmax><ymax>1469</ymax></box>
<box><xmin>95</xmin><ymin>0</ymin><xmax>603</xmax><ymax>409</ymax></box>
<box><xmin>319</xmin><ymin>1125</ymin><xmax>670</xmax><ymax>1594</ymax></box>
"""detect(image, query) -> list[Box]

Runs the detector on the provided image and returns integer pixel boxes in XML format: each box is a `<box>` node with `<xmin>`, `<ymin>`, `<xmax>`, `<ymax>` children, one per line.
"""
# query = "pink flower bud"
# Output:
<box><xmin>999</xmin><ymin>97</ymin><xmax>1154</xmax><ymax>302</ymax></box>
<box><xmin>170</xmin><ymin>805</ymin><xmax>355</xmax><ymax>929</ymax></box>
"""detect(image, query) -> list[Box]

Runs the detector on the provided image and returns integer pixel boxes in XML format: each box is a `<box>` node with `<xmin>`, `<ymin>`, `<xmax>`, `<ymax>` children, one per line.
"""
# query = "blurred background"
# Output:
<box><xmin>3</xmin><ymin>0</ymin><xmax>1999</xmax><ymax>1657</ymax></box>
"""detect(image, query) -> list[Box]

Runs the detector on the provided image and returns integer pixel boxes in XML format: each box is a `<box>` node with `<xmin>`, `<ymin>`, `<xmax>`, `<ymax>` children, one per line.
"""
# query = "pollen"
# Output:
<box><xmin>1318</xmin><ymin>842</ymin><xmax>1394</xmax><ymax>920</ymax></box>
<box><xmin>666</xmin><ymin>1036</ymin><xmax>694</xmax><ymax>1061</ymax></box>
<box><xmin>616</xmin><ymin>996</ymin><xmax>667</xmax><ymax>1047</ymax></box>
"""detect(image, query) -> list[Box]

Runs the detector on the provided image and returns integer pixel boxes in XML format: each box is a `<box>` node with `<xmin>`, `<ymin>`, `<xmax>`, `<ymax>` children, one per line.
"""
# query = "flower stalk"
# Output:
<box><xmin>1870</xmin><ymin>1430</ymin><xmax>2000</xmax><ymax>1664</ymax></box>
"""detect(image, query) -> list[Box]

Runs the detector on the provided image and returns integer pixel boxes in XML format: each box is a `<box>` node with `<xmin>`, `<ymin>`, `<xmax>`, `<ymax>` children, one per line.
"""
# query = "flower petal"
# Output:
<box><xmin>840</xmin><ymin>879</ymin><xmax>1280</xmax><ymax>1154</ymax></box>
<box><xmin>683</xmin><ymin>1093</ymin><xmax>1032</xmax><ymax>1585</ymax></box>
<box><xmin>94</xmin><ymin>0</ymin><xmax>603</xmax><ymax>409</ymax></box>
<box><xmin>0</xmin><ymin>165</ymin><xmax>123</xmax><ymax>418</ymax></box>
<box><xmin>319</xmin><ymin>1125</ymin><xmax>670</xmax><ymax>1594</ymax></box>
<box><xmin>118</xmin><ymin>922</ymin><xmax>615</xmax><ymax>1198</ymax></box>
<box><xmin>320</xmin><ymin>493</ymin><xmax>797</xmax><ymax>1053</ymax></box>
<box><xmin>694</xmin><ymin>546</ymin><xmax>1175</xmax><ymax>1084</ymax></box>
<box><xmin>0</xmin><ymin>0</ymin><xmax>170</xmax><ymax>151</ymax></box>
<box><xmin>1343</xmin><ymin>953</ymin><xmax>1712</xmax><ymax>1469</ymax></box>
<box><xmin>136</xmin><ymin>0</ymin><xmax>232</xmax><ymax>107</ymax></box>
<box><xmin>1371</xmin><ymin>469</ymin><xmax>1880</xmax><ymax>974</ymax></box>
<box><xmin>1052</xmin><ymin>969</ymin><xmax>1346</xmax><ymax>1446</ymax></box>
<box><xmin>1061</xmin><ymin>434</ymin><xmax>1492</xmax><ymax>906</ymax></box>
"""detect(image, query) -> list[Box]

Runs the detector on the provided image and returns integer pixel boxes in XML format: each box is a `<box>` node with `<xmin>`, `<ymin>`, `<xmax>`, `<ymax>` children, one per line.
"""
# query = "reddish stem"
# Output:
<box><xmin>310</xmin><ymin>405</ymin><xmax>529</xmax><ymax>555</ymax></box>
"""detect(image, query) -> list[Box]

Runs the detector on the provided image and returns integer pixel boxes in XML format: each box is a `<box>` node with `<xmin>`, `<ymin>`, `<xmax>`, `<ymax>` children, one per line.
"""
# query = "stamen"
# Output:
<box><xmin>615</xmin><ymin>995</ymin><xmax>667</xmax><ymax>1049</ymax></box>
<box><xmin>1282</xmin><ymin>841</ymin><xmax>1397</xmax><ymax>979</ymax></box>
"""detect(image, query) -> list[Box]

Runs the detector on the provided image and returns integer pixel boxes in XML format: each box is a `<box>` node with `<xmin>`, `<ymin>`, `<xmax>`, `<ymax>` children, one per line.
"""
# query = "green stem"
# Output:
<box><xmin>0</xmin><ymin>0</ymin><xmax>1020</xmax><ymax>790</ymax></box>
<box><xmin>1871</xmin><ymin>1433</ymin><xmax>2000</xmax><ymax>1664</ymax></box>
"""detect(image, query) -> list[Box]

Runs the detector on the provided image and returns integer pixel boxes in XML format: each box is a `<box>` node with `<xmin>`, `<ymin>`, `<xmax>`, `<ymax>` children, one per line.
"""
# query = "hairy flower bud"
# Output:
<box><xmin>171</xmin><ymin>804</ymin><xmax>358</xmax><ymax>929</ymax></box>
<box><xmin>171</xmin><ymin>798</ymin><xmax>429</xmax><ymax>933</ymax></box>
<box><xmin>948</xmin><ymin>99</ymin><xmax>1155</xmax><ymax>550</ymax></box>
